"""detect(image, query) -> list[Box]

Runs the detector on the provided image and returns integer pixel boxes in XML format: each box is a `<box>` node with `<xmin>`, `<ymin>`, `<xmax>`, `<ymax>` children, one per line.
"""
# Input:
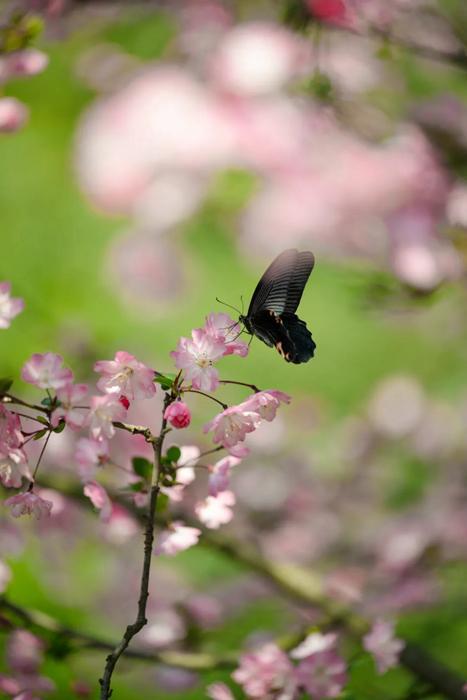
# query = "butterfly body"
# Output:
<box><xmin>239</xmin><ymin>249</ymin><xmax>316</xmax><ymax>364</ymax></box>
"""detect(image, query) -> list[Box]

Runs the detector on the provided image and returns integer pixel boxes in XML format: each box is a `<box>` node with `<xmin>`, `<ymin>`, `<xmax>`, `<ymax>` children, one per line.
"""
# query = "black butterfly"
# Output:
<box><xmin>239</xmin><ymin>249</ymin><xmax>316</xmax><ymax>364</ymax></box>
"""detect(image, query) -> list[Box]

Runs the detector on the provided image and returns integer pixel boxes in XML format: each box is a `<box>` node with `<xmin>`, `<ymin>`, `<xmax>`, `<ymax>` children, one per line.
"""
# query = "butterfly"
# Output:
<box><xmin>239</xmin><ymin>249</ymin><xmax>316</xmax><ymax>364</ymax></box>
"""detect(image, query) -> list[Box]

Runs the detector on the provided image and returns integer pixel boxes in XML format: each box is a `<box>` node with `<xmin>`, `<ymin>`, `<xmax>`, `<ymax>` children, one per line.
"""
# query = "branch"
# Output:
<box><xmin>99</xmin><ymin>396</ymin><xmax>171</xmax><ymax>699</ymax></box>
<box><xmin>313</xmin><ymin>17</ymin><xmax>467</xmax><ymax>71</ymax></box>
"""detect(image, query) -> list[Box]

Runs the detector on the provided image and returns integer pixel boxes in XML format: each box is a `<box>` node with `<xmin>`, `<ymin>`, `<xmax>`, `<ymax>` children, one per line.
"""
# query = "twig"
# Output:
<box><xmin>185</xmin><ymin>389</ymin><xmax>228</xmax><ymax>410</ymax></box>
<box><xmin>99</xmin><ymin>396</ymin><xmax>172</xmax><ymax>699</ymax></box>
<box><xmin>28</xmin><ymin>430</ymin><xmax>52</xmax><ymax>490</ymax></box>
<box><xmin>1</xmin><ymin>394</ymin><xmax>48</xmax><ymax>413</ymax></box>
<box><xmin>219</xmin><ymin>380</ymin><xmax>261</xmax><ymax>393</ymax></box>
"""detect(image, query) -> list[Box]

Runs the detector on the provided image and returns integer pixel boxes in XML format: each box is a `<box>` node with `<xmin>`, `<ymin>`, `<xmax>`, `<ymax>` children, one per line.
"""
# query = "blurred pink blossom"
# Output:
<box><xmin>154</xmin><ymin>521</ymin><xmax>201</xmax><ymax>556</ymax></box>
<box><xmin>94</xmin><ymin>351</ymin><xmax>156</xmax><ymax>400</ymax></box>
<box><xmin>232</xmin><ymin>643</ymin><xmax>296</xmax><ymax>699</ymax></box>
<box><xmin>290</xmin><ymin>632</ymin><xmax>338</xmax><ymax>660</ymax></box>
<box><xmin>74</xmin><ymin>437</ymin><xmax>109</xmax><ymax>481</ymax></box>
<box><xmin>363</xmin><ymin>619</ymin><xmax>405</xmax><ymax>673</ymax></box>
<box><xmin>164</xmin><ymin>401</ymin><xmax>191</xmax><ymax>429</ymax></box>
<box><xmin>83</xmin><ymin>481</ymin><xmax>112</xmax><ymax>522</ymax></box>
<box><xmin>209</xmin><ymin>455</ymin><xmax>241</xmax><ymax>496</ymax></box>
<box><xmin>211</xmin><ymin>22</ymin><xmax>311</xmax><ymax>96</ymax></box>
<box><xmin>0</xmin><ymin>282</ymin><xmax>24</xmax><ymax>328</ymax></box>
<box><xmin>195</xmin><ymin>490</ymin><xmax>235</xmax><ymax>529</ymax></box>
<box><xmin>5</xmin><ymin>492</ymin><xmax>52</xmax><ymax>519</ymax></box>
<box><xmin>87</xmin><ymin>394</ymin><xmax>127</xmax><ymax>439</ymax></box>
<box><xmin>0</xmin><ymin>97</ymin><xmax>28</xmax><ymax>133</ymax></box>
<box><xmin>7</xmin><ymin>631</ymin><xmax>43</xmax><ymax>676</ymax></box>
<box><xmin>52</xmin><ymin>383</ymin><xmax>88</xmax><ymax>430</ymax></box>
<box><xmin>295</xmin><ymin>649</ymin><xmax>347</xmax><ymax>698</ymax></box>
<box><xmin>206</xmin><ymin>682</ymin><xmax>235</xmax><ymax>700</ymax></box>
<box><xmin>0</xmin><ymin>559</ymin><xmax>11</xmax><ymax>592</ymax></box>
<box><xmin>2</xmin><ymin>49</ymin><xmax>48</xmax><ymax>78</ymax></box>
<box><xmin>21</xmin><ymin>352</ymin><xmax>73</xmax><ymax>391</ymax></box>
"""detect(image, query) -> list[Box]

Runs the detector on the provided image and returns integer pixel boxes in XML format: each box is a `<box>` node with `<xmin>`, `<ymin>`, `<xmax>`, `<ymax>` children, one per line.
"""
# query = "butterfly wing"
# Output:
<box><xmin>250</xmin><ymin>309</ymin><xmax>316</xmax><ymax>364</ymax></box>
<box><xmin>247</xmin><ymin>249</ymin><xmax>315</xmax><ymax>316</ymax></box>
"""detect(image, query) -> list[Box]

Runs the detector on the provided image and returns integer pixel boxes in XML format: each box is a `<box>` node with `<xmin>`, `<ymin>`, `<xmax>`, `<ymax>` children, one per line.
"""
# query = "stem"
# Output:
<box><xmin>185</xmin><ymin>388</ymin><xmax>228</xmax><ymax>410</ymax></box>
<box><xmin>28</xmin><ymin>430</ymin><xmax>52</xmax><ymax>490</ymax></box>
<box><xmin>2</xmin><ymin>394</ymin><xmax>48</xmax><ymax>413</ymax></box>
<box><xmin>219</xmin><ymin>379</ymin><xmax>260</xmax><ymax>393</ymax></box>
<box><xmin>99</xmin><ymin>397</ymin><xmax>171</xmax><ymax>699</ymax></box>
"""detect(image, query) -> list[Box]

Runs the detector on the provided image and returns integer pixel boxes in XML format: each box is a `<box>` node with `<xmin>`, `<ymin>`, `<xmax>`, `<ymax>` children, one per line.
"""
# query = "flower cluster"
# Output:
<box><xmin>171</xmin><ymin>312</ymin><xmax>248</xmax><ymax>391</ymax></box>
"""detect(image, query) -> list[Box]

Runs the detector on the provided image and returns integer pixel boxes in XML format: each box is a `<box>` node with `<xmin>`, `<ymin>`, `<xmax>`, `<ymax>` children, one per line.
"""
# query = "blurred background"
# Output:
<box><xmin>1</xmin><ymin>0</ymin><xmax>467</xmax><ymax>698</ymax></box>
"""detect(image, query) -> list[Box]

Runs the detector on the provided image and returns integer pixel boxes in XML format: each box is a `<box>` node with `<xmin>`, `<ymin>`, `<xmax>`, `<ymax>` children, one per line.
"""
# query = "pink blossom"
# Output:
<box><xmin>0</xmin><ymin>97</ymin><xmax>28</xmax><ymax>133</ymax></box>
<box><xmin>290</xmin><ymin>631</ymin><xmax>338</xmax><ymax>660</ymax></box>
<box><xmin>228</xmin><ymin>442</ymin><xmax>250</xmax><ymax>458</ymax></box>
<box><xmin>0</xmin><ymin>559</ymin><xmax>11</xmax><ymax>593</ymax></box>
<box><xmin>206</xmin><ymin>682</ymin><xmax>235</xmax><ymax>700</ymax></box>
<box><xmin>7</xmin><ymin>630</ymin><xmax>43</xmax><ymax>675</ymax></box>
<box><xmin>195</xmin><ymin>490</ymin><xmax>236</xmax><ymax>529</ymax></box>
<box><xmin>232</xmin><ymin>643</ymin><xmax>296</xmax><ymax>699</ymax></box>
<box><xmin>0</xmin><ymin>449</ymin><xmax>30</xmax><ymax>489</ymax></box>
<box><xmin>171</xmin><ymin>329</ymin><xmax>225</xmax><ymax>391</ymax></box>
<box><xmin>154</xmin><ymin>521</ymin><xmax>201</xmax><ymax>556</ymax></box>
<box><xmin>51</xmin><ymin>383</ymin><xmax>88</xmax><ymax>430</ymax></box>
<box><xmin>363</xmin><ymin>619</ymin><xmax>405</xmax><ymax>673</ymax></box>
<box><xmin>243</xmin><ymin>390</ymin><xmax>291</xmax><ymax>421</ymax></box>
<box><xmin>306</xmin><ymin>0</ymin><xmax>348</xmax><ymax>25</ymax></box>
<box><xmin>74</xmin><ymin>437</ymin><xmax>109</xmax><ymax>481</ymax></box>
<box><xmin>0</xmin><ymin>405</ymin><xmax>24</xmax><ymax>453</ymax></box>
<box><xmin>204</xmin><ymin>312</ymin><xmax>249</xmax><ymax>357</ymax></box>
<box><xmin>5</xmin><ymin>492</ymin><xmax>52</xmax><ymax>519</ymax></box>
<box><xmin>203</xmin><ymin>403</ymin><xmax>260</xmax><ymax>448</ymax></box>
<box><xmin>87</xmin><ymin>394</ymin><xmax>127</xmax><ymax>439</ymax></box>
<box><xmin>209</xmin><ymin>455</ymin><xmax>241</xmax><ymax>496</ymax></box>
<box><xmin>94</xmin><ymin>350</ymin><xmax>156</xmax><ymax>400</ymax></box>
<box><xmin>0</xmin><ymin>282</ymin><xmax>24</xmax><ymax>329</ymax></box>
<box><xmin>83</xmin><ymin>481</ymin><xmax>112</xmax><ymax>522</ymax></box>
<box><xmin>295</xmin><ymin>649</ymin><xmax>347</xmax><ymax>698</ymax></box>
<box><xmin>4</xmin><ymin>49</ymin><xmax>49</xmax><ymax>78</ymax></box>
<box><xmin>212</xmin><ymin>22</ymin><xmax>311</xmax><ymax>96</ymax></box>
<box><xmin>164</xmin><ymin>401</ymin><xmax>191</xmax><ymax>429</ymax></box>
<box><xmin>21</xmin><ymin>353</ymin><xmax>73</xmax><ymax>390</ymax></box>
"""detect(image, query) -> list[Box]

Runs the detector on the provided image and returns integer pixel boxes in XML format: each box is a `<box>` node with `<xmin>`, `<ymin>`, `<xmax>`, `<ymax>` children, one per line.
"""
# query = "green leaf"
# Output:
<box><xmin>132</xmin><ymin>456</ymin><xmax>153</xmax><ymax>480</ymax></box>
<box><xmin>53</xmin><ymin>420</ymin><xmax>66</xmax><ymax>433</ymax></box>
<box><xmin>35</xmin><ymin>415</ymin><xmax>49</xmax><ymax>426</ymax></box>
<box><xmin>41</xmin><ymin>396</ymin><xmax>55</xmax><ymax>407</ymax></box>
<box><xmin>33</xmin><ymin>429</ymin><xmax>47</xmax><ymax>440</ymax></box>
<box><xmin>165</xmin><ymin>446</ymin><xmax>181</xmax><ymax>464</ymax></box>
<box><xmin>0</xmin><ymin>377</ymin><xmax>13</xmax><ymax>395</ymax></box>
<box><xmin>154</xmin><ymin>374</ymin><xmax>176</xmax><ymax>390</ymax></box>
<box><xmin>129</xmin><ymin>481</ymin><xmax>145</xmax><ymax>492</ymax></box>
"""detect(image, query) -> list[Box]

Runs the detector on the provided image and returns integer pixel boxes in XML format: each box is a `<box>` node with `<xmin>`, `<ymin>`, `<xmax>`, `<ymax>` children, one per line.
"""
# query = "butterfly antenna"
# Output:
<box><xmin>215</xmin><ymin>297</ymin><xmax>241</xmax><ymax>315</ymax></box>
<box><xmin>240</xmin><ymin>295</ymin><xmax>244</xmax><ymax>314</ymax></box>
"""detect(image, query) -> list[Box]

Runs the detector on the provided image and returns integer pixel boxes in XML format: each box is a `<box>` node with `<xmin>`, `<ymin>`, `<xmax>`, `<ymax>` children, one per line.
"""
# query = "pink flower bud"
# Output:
<box><xmin>164</xmin><ymin>401</ymin><xmax>191</xmax><ymax>429</ymax></box>
<box><xmin>0</xmin><ymin>97</ymin><xmax>28</xmax><ymax>133</ymax></box>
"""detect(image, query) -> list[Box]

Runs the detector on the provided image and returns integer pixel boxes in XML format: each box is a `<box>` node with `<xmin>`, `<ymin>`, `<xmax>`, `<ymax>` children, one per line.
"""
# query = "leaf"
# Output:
<box><xmin>166</xmin><ymin>446</ymin><xmax>181</xmax><ymax>464</ymax></box>
<box><xmin>53</xmin><ymin>420</ymin><xmax>66</xmax><ymax>433</ymax></box>
<box><xmin>41</xmin><ymin>396</ymin><xmax>55</xmax><ymax>407</ymax></box>
<box><xmin>33</xmin><ymin>429</ymin><xmax>47</xmax><ymax>440</ymax></box>
<box><xmin>129</xmin><ymin>481</ymin><xmax>145</xmax><ymax>492</ymax></box>
<box><xmin>154</xmin><ymin>373</ymin><xmax>176</xmax><ymax>390</ymax></box>
<box><xmin>132</xmin><ymin>456</ymin><xmax>153</xmax><ymax>481</ymax></box>
<box><xmin>35</xmin><ymin>415</ymin><xmax>49</xmax><ymax>426</ymax></box>
<box><xmin>0</xmin><ymin>377</ymin><xmax>13</xmax><ymax>395</ymax></box>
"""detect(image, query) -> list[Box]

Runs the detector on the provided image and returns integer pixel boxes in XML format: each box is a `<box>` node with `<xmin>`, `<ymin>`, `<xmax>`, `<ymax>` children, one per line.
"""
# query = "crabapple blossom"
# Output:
<box><xmin>164</xmin><ymin>401</ymin><xmax>191</xmax><ymax>429</ymax></box>
<box><xmin>295</xmin><ymin>649</ymin><xmax>348</xmax><ymax>698</ymax></box>
<box><xmin>243</xmin><ymin>390</ymin><xmax>291</xmax><ymax>421</ymax></box>
<box><xmin>206</xmin><ymin>682</ymin><xmax>235</xmax><ymax>700</ymax></box>
<box><xmin>7</xmin><ymin>630</ymin><xmax>43</xmax><ymax>675</ymax></box>
<box><xmin>5</xmin><ymin>492</ymin><xmax>53</xmax><ymax>520</ymax></box>
<box><xmin>0</xmin><ymin>282</ymin><xmax>24</xmax><ymax>329</ymax></box>
<box><xmin>94</xmin><ymin>351</ymin><xmax>156</xmax><ymax>400</ymax></box>
<box><xmin>87</xmin><ymin>394</ymin><xmax>127</xmax><ymax>439</ymax></box>
<box><xmin>195</xmin><ymin>490</ymin><xmax>236</xmax><ymax>529</ymax></box>
<box><xmin>0</xmin><ymin>97</ymin><xmax>28</xmax><ymax>133</ymax></box>
<box><xmin>203</xmin><ymin>403</ymin><xmax>260</xmax><ymax>448</ymax></box>
<box><xmin>154</xmin><ymin>521</ymin><xmax>201</xmax><ymax>556</ymax></box>
<box><xmin>2</xmin><ymin>49</ymin><xmax>49</xmax><ymax>79</ymax></box>
<box><xmin>171</xmin><ymin>329</ymin><xmax>225</xmax><ymax>391</ymax></box>
<box><xmin>363</xmin><ymin>619</ymin><xmax>405</xmax><ymax>673</ymax></box>
<box><xmin>232</xmin><ymin>643</ymin><xmax>296</xmax><ymax>699</ymax></box>
<box><xmin>0</xmin><ymin>406</ymin><xmax>24</xmax><ymax>452</ymax></box>
<box><xmin>204</xmin><ymin>312</ymin><xmax>249</xmax><ymax>357</ymax></box>
<box><xmin>208</xmin><ymin>455</ymin><xmax>241</xmax><ymax>496</ymax></box>
<box><xmin>83</xmin><ymin>481</ymin><xmax>112</xmax><ymax>522</ymax></box>
<box><xmin>21</xmin><ymin>353</ymin><xmax>73</xmax><ymax>391</ymax></box>
<box><xmin>0</xmin><ymin>449</ymin><xmax>30</xmax><ymax>489</ymax></box>
<box><xmin>74</xmin><ymin>437</ymin><xmax>109</xmax><ymax>481</ymax></box>
<box><xmin>51</xmin><ymin>383</ymin><xmax>88</xmax><ymax>430</ymax></box>
<box><xmin>290</xmin><ymin>631</ymin><xmax>338</xmax><ymax>660</ymax></box>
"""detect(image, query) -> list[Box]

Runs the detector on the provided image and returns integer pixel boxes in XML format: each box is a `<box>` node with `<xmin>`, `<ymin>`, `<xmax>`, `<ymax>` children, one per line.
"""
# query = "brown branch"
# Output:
<box><xmin>99</xmin><ymin>396</ymin><xmax>172</xmax><ymax>699</ymax></box>
<box><xmin>1</xmin><ymin>394</ymin><xmax>49</xmax><ymax>413</ymax></box>
<box><xmin>219</xmin><ymin>380</ymin><xmax>261</xmax><ymax>393</ymax></box>
<box><xmin>185</xmin><ymin>388</ymin><xmax>228</xmax><ymax>410</ymax></box>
